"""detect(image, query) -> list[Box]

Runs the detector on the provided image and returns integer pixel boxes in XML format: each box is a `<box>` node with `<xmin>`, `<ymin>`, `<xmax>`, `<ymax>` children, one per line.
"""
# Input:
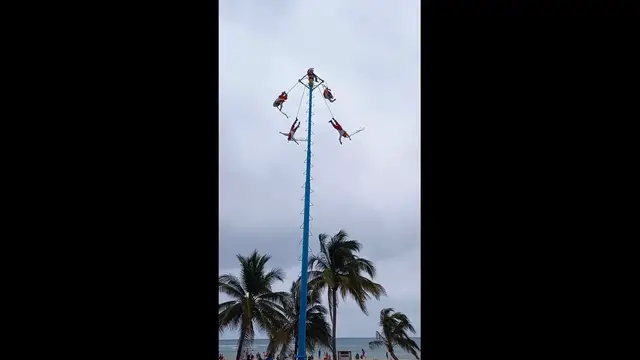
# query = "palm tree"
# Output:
<box><xmin>268</xmin><ymin>278</ymin><xmax>332</xmax><ymax>358</ymax></box>
<box><xmin>219</xmin><ymin>250</ymin><xmax>289</xmax><ymax>360</ymax></box>
<box><xmin>308</xmin><ymin>230</ymin><xmax>387</xmax><ymax>360</ymax></box>
<box><xmin>368</xmin><ymin>308</ymin><xmax>420</xmax><ymax>360</ymax></box>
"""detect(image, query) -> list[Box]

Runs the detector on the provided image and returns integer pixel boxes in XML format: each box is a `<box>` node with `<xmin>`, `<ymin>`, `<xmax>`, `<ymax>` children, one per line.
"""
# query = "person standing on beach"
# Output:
<box><xmin>361</xmin><ymin>349</ymin><xmax>366</xmax><ymax>359</ymax></box>
<box><xmin>385</xmin><ymin>352</ymin><xmax>389</xmax><ymax>360</ymax></box>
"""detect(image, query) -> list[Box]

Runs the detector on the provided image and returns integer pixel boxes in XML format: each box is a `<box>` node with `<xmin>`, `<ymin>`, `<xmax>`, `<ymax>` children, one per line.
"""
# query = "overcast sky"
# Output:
<box><xmin>219</xmin><ymin>0</ymin><xmax>420</xmax><ymax>340</ymax></box>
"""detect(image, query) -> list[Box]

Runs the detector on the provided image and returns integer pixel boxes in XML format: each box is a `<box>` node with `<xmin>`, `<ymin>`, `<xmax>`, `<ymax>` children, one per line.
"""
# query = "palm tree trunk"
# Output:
<box><xmin>293</xmin><ymin>318</ymin><xmax>299</xmax><ymax>359</ymax></box>
<box><xmin>331</xmin><ymin>289</ymin><xmax>338</xmax><ymax>360</ymax></box>
<box><xmin>267</xmin><ymin>339</ymin><xmax>277</xmax><ymax>357</ymax></box>
<box><xmin>279</xmin><ymin>344</ymin><xmax>289</xmax><ymax>360</ymax></box>
<box><xmin>388</xmin><ymin>350</ymin><xmax>399</xmax><ymax>360</ymax></box>
<box><xmin>236</xmin><ymin>326</ymin><xmax>247</xmax><ymax>360</ymax></box>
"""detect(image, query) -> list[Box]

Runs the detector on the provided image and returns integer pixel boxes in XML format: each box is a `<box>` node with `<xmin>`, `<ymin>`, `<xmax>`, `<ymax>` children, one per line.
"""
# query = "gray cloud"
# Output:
<box><xmin>219</xmin><ymin>0</ymin><xmax>420</xmax><ymax>338</ymax></box>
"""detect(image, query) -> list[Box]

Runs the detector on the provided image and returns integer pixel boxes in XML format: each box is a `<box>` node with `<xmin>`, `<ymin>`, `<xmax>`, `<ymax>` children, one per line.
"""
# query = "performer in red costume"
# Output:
<box><xmin>273</xmin><ymin>91</ymin><xmax>288</xmax><ymax>111</ymax></box>
<box><xmin>279</xmin><ymin>118</ymin><xmax>306</xmax><ymax>145</ymax></box>
<box><xmin>328</xmin><ymin>118</ymin><xmax>352</xmax><ymax>145</ymax></box>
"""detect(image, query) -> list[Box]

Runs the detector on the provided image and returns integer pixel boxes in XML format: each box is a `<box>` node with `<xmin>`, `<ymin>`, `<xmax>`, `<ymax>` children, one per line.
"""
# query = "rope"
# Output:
<box><xmin>296</xmin><ymin>87</ymin><xmax>306</xmax><ymax>119</ymax></box>
<box><xmin>287</xmin><ymin>80</ymin><xmax>299</xmax><ymax>94</ymax></box>
<box><xmin>322</xmin><ymin>89</ymin><xmax>335</xmax><ymax>118</ymax></box>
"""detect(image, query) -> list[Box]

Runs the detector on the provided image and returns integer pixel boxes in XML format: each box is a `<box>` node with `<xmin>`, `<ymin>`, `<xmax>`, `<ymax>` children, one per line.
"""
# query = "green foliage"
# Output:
<box><xmin>219</xmin><ymin>250</ymin><xmax>289</xmax><ymax>360</ymax></box>
<box><xmin>218</xmin><ymin>231</ymin><xmax>418</xmax><ymax>360</ymax></box>
<box><xmin>268</xmin><ymin>279</ymin><xmax>332</xmax><ymax>358</ymax></box>
<box><xmin>307</xmin><ymin>230</ymin><xmax>387</xmax><ymax>360</ymax></box>
<box><xmin>368</xmin><ymin>308</ymin><xmax>420</xmax><ymax>360</ymax></box>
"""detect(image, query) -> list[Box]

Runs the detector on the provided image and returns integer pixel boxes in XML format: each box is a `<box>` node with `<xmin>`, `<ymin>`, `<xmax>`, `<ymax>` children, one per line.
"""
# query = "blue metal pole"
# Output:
<box><xmin>297</xmin><ymin>79</ymin><xmax>313</xmax><ymax>360</ymax></box>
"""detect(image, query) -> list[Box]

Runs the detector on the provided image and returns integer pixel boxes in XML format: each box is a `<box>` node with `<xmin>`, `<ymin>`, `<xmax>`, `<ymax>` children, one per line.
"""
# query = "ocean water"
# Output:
<box><xmin>219</xmin><ymin>338</ymin><xmax>421</xmax><ymax>360</ymax></box>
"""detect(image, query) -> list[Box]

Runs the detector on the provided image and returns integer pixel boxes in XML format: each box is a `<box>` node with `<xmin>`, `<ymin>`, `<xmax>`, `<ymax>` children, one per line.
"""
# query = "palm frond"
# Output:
<box><xmin>380</xmin><ymin>308</ymin><xmax>394</xmax><ymax>325</ymax></box>
<box><xmin>262</xmin><ymin>268</ymin><xmax>286</xmax><ymax>290</ymax></box>
<box><xmin>391</xmin><ymin>313</ymin><xmax>416</xmax><ymax>334</ymax></box>
<box><xmin>219</xmin><ymin>300</ymin><xmax>240</xmax><ymax>313</ymax></box>
<box><xmin>354</xmin><ymin>257</ymin><xmax>377</xmax><ymax>278</ymax></box>
<box><xmin>395</xmin><ymin>336</ymin><xmax>421</xmax><ymax>359</ymax></box>
<box><xmin>257</xmin><ymin>291</ymin><xmax>289</xmax><ymax>305</ymax></box>
<box><xmin>219</xmin><ymin>302</ymin><xmax>244</xmax><ymax>332</ymax></box>
<box><xmin>375</xmin><ymin>308</ymin><xmax>421</xmax><ymax>359</ymax></box>
<box><xmin>308</xmin><ymin>304</ymin><xmax>328</xmax><ymax>315</ymax></box>
<box><xmin>357</xmin><ymin>276</ymin><xmax>387</xmax><ymax>299</ymax></box>
<box><xmin>318</xmin><ymin>233</ymin><xmax>330</xmax><ymax>257</ymax></box>
<box><xmin>309</xmin><ymin>253</ymin><xmax>331</xmax><ymax>272</ymax></box>
<box><xmin>219</xmin><ymin>250</ymin><xmax>289</xmax><ymax>360</ymax></box>
<box><xmin>219</xmin><ymin>274</ymin><xmax>246</xmax><ymax>299</ymax></box>
<box><xmin>334</xmin><ymin>229</ymin><xmax>350</xmax><ymax>242</ymax></box>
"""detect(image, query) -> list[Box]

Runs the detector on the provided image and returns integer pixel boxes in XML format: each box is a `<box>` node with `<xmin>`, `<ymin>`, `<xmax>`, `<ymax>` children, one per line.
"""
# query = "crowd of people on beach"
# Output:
<box><xmin>218</xmin><ymin>350</ymin><xmax>302</xmax><ymax>360</ymax></box>
<box><xmin>218</xmin><ymin>350</ymin><xmax>269</xmax><ymax>360</ymax></box>
<box><xmin>220</xmin><ymin>348</ymin><xmax>387</xmax><ymax>360</ymax></box>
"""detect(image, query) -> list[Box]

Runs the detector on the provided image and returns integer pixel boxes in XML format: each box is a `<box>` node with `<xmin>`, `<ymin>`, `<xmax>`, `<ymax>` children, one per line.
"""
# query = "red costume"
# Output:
<box><xmin>288</xmin><ymin>119</ymin><xmax>300</xmax><ymax>140</ymax></box>
<box><xmin>323</xmin><ymin>87</ymin><xmax>336</xmax><ymax>102</ymax></box>
<box><xmin>273</xmin><ymin>92</ymin><xmax>288</xmax><ymax>112</ymax></box>
<box><xmin>330</xmin><ymin>118</ymin><xmax>343</xmax><ymax>132</ymax></box>
<box><xmin>279</xmin><ymin>118</ymin><xmax>303</xmax><ymax>144</ymax></box>
<box><xmin>330</xmin><ymin>118</ymin><xmax>350</xmax><ymax>144</ymax></box>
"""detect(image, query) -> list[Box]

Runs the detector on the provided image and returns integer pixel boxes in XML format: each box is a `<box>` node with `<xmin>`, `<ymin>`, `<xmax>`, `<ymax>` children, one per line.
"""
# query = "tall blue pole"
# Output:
<box><xmin>297</xmin><ymin>79</ymin><xmax>314</xmax><ymax>360</ymax></box>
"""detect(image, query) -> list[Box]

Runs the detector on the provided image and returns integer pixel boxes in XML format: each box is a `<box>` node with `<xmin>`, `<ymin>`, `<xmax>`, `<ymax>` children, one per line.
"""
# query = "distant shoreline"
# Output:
<box><xmin>220</xmin><ymin>337</ymin><xmax>421</xmax><ymax>341</ymax></box>
<box><xmin>218</xmin><ymin>337</ymin><xmax>421</xmax><ymax>359</ymax></box>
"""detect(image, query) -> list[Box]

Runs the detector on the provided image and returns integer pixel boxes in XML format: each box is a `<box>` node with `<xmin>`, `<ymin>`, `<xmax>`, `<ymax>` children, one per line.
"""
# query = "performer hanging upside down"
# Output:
<box><xmin>279</xmin><ymin>118</ymin><xmax>306</xmax><ymax>145</ymax></box>
<box><xmin>273</xmin><ymin>91</ymin><xmax>288</xmax><ymax>111</ymax></box>
<box><xmin>323</xmin><ymin>86</ymin><xmax>336</xmax><ymax>102</ymax></box>
<box><xmin>307</xmin><ymin>68</ymin><xmax>318</xmax><ymax>82</ymax></box>
<box><xmin>329</xmin><ymin>118</ymin><xmax>351</xmax><ymax>145</ymax></box>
